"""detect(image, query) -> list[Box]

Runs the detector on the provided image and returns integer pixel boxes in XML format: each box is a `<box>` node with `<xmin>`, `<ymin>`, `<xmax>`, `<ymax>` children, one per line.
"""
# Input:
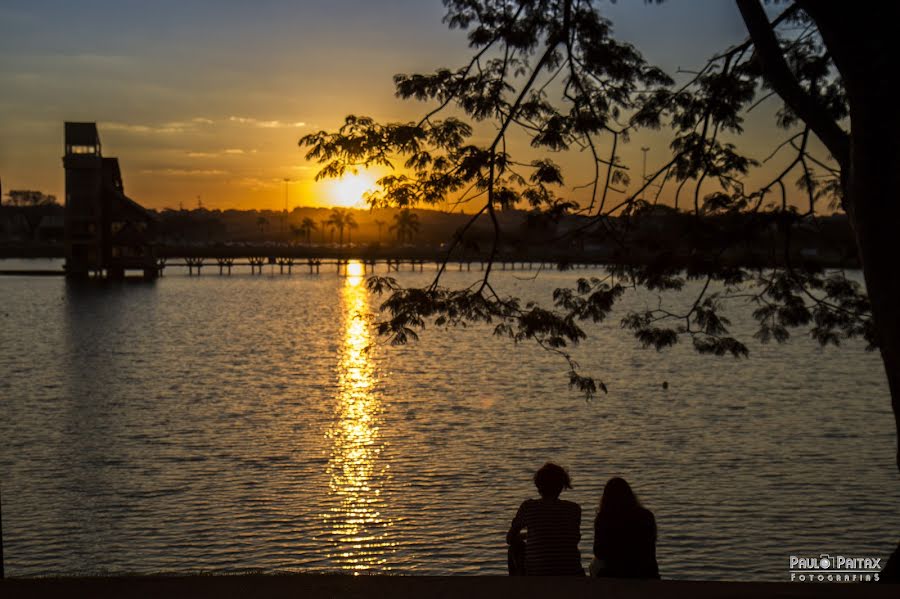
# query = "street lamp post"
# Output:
<box><xmin>282</xmin><ymin>178</ymin><xmax>292</xmax><ymax>236</ymax></box>
<box><xmin>640</xmin><ymin>146</ymin><xmax>650</xmax><ymax>202</ymax></box>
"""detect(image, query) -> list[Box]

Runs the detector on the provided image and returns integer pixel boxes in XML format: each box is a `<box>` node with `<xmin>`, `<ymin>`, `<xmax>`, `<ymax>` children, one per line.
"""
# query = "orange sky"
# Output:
<box><xmin>1</xmin><ymin>1</ymin><xmax>825</xmax><ymax>213</ymax></box>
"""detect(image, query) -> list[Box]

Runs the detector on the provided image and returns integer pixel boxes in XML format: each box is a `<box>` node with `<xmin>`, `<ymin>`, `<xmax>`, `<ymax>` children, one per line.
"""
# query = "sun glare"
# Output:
<box><xmin>327</xmin><ymin>172</ymin><xmax>377</xmax><ymax>208</ymax></box>
<box><xmin>345</xmin><ymin>261</ymin><xmax>364</xmax><ymax>279</ymax></box>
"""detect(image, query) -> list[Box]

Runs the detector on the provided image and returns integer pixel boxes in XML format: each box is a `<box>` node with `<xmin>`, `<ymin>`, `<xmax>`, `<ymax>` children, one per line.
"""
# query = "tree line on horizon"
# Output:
<box><xmin>1</xmin><ymin>198</ymin><xmax>859</xmax><ymax>266</ymax></box>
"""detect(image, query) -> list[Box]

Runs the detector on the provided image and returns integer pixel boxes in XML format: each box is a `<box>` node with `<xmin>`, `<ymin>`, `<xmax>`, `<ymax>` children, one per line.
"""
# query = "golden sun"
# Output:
<box><xmin>326</xmin><ymin>172</ymin><xmax>377</xmax><ymax>208</ymax></box>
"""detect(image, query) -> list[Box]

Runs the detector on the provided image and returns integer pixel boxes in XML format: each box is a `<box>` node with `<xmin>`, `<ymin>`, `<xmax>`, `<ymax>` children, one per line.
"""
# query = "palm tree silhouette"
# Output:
<box><xmin>345</xmin><ymin>211</ymin><xmax>359</xmax><ymax>245</ymax></box>
<box><xmin>298</xmin><ymin>217</ymin><xmax>318</xmax><ymax>245</ymax></box>
<box><xmin>374</xmin><ymin>219</ymin><xmax>386</xmax><ymax>243</ymax></box>
<box><xmin>390</xmin><ymin>208</ymin><xmax>420</xmax><ymax>244</ymax></box>
<box><xmin>289</xmin><ymin>223</ymin><xmax>303</xmax><ymax>245</ymax></box>
<box><xmin>327</xmin><ymin>208</ymin><xmax>355</xmax><ymax>247</ymax></box>
<box><xmin>256</xmin><ymin>215</ymin><xmax>269</xmax><ymax>236</ymax></box>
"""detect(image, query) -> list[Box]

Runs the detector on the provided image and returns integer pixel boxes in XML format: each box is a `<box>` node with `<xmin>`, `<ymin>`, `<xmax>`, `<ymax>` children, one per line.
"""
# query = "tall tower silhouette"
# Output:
<box><xmin>62</xmin><ymin>122</ymin><xmax>157</xmax><ymax>278</ymax></box>
<box><xmin>63</xmin><ymin>123</ymin><xmax>105</xmax><ymax>275</ymax></box>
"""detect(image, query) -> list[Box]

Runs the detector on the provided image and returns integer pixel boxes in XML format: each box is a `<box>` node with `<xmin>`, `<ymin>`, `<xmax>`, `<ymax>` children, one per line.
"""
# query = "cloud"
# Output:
<box><xmin>141</xmin><ymin>168</ymin><xmax>228</xmax><ymax>176</ymax></box>
<box><xmin>104</xmin><ymin>121</ymin><xmax>190</xmax><ymax>134</ymax></box>
<box><xmin>234</xmin><ymin>176</ymin><xmax>281</xmax><ymax>190</ymax></box>
<box><xmin>69</xmin><ymin>53</ymin><xmax>132</xmax><ymax>67</ymax></box>
<box><xmin>185</xmin><ymin>148</ymin><xmax>250</xmax><ymax>158</ymax></box>
<box><xmin>104</xmin><ymin>117</ymin><xmax>215</xmax><ymax>135</ymax></box>
<box><xmin>228</xmin><ymin>116</ymin><xmax>306</xmax><ymax>129</ymax></box>
<box><xmin>12</xmin><ymin>72</ymin><xmax>42</xmax><ymax>82</ymax></box>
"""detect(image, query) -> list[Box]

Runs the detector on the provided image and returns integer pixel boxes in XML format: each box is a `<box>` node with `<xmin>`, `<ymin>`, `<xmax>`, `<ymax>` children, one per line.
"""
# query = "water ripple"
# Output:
<box><xmin>0</xmin><ymin>262</ymin><xmax>897</xmax><ymax>579</ymax></box>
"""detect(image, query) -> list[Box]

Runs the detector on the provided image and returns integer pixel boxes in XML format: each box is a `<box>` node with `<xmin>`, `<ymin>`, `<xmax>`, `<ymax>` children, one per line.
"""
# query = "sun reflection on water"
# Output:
<box><xmin>322</xmin><ymin>260</ymin><xmax>395</xmax><ymax>572</ymax></box>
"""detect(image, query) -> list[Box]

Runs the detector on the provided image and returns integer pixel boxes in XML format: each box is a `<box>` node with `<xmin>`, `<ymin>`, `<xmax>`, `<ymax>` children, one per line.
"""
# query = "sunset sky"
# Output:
<box><xmin>0</xmin><ymin>0</ymin><xmax>806</xmax><ymax>211</ymax></box>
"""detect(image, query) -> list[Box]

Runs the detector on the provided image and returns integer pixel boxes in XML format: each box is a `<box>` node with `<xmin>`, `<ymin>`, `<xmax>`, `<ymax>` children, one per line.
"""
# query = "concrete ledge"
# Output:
<box><xmin>0</xmin><ymin>574</ymin><xmax>895</xmax><ymax>599</ymax></box>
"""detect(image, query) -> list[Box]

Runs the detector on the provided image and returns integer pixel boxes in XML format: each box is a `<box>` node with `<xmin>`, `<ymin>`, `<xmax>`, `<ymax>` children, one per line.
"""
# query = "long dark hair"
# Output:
<box><xmin>596</xmin><ymin>477</ymin><xmax>641</xmax><ymax>522</ymax></box>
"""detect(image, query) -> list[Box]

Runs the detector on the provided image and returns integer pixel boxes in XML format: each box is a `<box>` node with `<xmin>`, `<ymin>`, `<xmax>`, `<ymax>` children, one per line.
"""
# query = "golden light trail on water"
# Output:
<box><xmin>322</xmin><ymin>260</ymin><xmax>395</xmax><ymax>572</ymax></box>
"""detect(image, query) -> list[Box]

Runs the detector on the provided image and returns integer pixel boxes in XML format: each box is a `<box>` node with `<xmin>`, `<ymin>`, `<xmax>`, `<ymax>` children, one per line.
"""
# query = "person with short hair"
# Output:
<box><xmin>591</xmin><ymin>477</ymin><xmax>660</xmax><ymax>579</ymax></box>
<box><xmin>506</xmin><ymin>462</ymin><xmax>584</xmax><ymax>575</ymax></box>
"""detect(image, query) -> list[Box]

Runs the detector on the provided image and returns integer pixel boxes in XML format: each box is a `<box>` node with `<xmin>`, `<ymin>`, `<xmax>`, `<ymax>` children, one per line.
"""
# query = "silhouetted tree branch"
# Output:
<box><xmin>299</xmin><ymin>8</ymin><xmax>900</xmax><ymax>576</ymax></box>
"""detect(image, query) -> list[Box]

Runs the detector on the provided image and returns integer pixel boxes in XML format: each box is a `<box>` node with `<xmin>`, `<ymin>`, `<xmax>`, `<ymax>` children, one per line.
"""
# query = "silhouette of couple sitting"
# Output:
<box><xmin>507</xmin><ymin>463</ymin><xmax>659</xmax><ymax>578</ymax></box>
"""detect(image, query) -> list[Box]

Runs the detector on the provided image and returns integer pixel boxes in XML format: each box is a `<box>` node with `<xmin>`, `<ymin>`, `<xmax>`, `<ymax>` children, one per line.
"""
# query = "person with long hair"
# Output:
<box><xmin>591</xmin><ymin>477</ymin><xmax>659</xmax><ymax>579</ymax></box>
<box><xmin>506</xmin><ymin>463</ymin><xmax>584</xmax><ymax>576</ymax></box>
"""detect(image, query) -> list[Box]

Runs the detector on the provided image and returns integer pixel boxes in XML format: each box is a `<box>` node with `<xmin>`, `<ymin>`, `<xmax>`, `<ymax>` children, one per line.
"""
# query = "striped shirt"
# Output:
<box><xmin>508</xmin><ymin>498</ymin><xmax>583</xmax><ymax>575</ymax></box>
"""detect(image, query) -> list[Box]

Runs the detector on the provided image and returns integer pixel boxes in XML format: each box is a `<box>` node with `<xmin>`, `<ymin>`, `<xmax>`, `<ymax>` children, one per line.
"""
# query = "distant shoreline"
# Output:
<box><xmin>0</xmin><ymin>243</ymin><xmax>861</xmax><ymax>270</ymax></box>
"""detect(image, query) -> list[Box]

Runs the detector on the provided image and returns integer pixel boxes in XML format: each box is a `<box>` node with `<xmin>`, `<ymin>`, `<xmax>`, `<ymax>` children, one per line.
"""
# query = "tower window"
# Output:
<box><xmin>67</xmin><ymin>145</ymin><xmax>100</xmax><ymax>155</ymax></box>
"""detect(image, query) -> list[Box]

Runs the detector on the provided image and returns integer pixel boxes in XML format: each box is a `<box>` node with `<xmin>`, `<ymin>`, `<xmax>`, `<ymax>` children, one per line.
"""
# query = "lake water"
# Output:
<box><xmin>1</xmin><ymin>258</ymin><xmax>897</xmax><ymax>580</ymax></box>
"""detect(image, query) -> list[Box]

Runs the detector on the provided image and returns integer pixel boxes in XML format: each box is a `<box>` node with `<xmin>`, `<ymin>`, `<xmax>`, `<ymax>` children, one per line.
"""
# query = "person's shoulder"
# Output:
<box><xmin>636</xmin><ymin>506</ymin><xmax>656</xmax><ymax>525</ymax></box>
<box><xmin>519</xmin><ymin>498</ymin><xmax>539</xmax><ymax>510</ymax></box>
<box><xmin>559</xmin><ymin>499</ymin><xmax>582</xmax><ymax>512</ymax></box>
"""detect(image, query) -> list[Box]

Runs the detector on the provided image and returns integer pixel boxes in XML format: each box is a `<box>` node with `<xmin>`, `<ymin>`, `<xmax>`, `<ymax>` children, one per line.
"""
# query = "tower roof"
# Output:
<box><xmin>64</xmin><ymin>122</ymin><xmax>101</xmax><ymax>148</ymax></box>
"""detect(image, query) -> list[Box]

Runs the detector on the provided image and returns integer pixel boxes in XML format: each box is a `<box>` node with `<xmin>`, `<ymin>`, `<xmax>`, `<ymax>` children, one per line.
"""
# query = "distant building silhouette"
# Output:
<box><xmin>62</xmin><ymin>122</ymin><xmax>158</xmax><ymax>278</ymax></box>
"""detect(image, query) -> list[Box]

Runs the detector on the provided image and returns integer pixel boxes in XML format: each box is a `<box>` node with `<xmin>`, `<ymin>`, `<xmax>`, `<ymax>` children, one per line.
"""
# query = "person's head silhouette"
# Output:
<box><xmin>533</xmin><ymin>462</ymin><xmax>572</xmax><ymax>499</ymax></box>
<box><xmin>599</xmin><ymin>476</ymin><xmax>640</xmax><ymax>515</ymax></box>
